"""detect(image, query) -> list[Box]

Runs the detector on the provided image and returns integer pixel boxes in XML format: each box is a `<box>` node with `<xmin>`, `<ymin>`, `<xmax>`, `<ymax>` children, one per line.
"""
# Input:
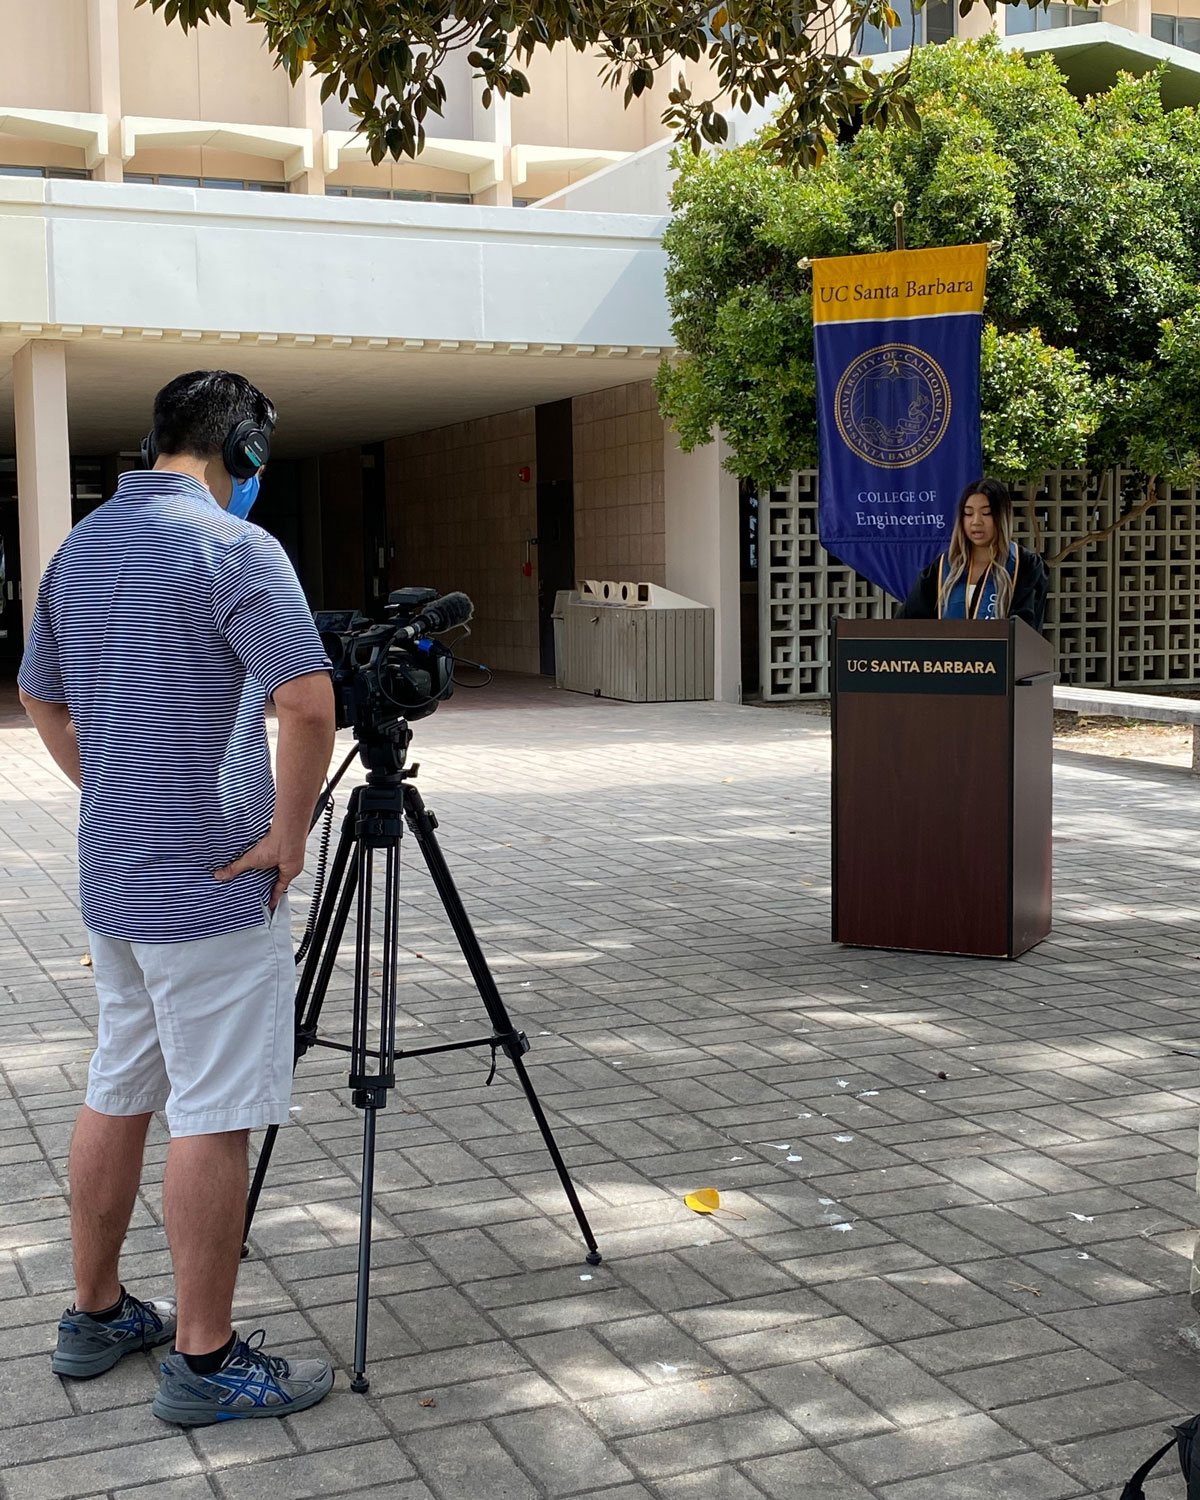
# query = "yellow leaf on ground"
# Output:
<box><xmin>685</xmin><ymin>1187</ymin><xmax>721</xmax><ymax>1214</ymax></box>
<box><xmin>684</xmin><ymin>1187</ymin><xmax>745</xmax><ymax>1219</ymax></box>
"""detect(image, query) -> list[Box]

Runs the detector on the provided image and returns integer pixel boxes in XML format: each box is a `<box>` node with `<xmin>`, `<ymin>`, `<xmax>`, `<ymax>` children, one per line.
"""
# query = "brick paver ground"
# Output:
<box><xmin>2</xmin><ymin>677</ymin><xmax>1200</xmax><ymax>1500</ymax></box>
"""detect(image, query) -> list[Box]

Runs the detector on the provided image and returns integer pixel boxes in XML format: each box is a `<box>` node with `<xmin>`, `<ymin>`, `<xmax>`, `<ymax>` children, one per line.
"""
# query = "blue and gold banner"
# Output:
<box><xmin>812</xmin><ymin>244</ymin><xmax>987</xmax><ymax>601</ymax></box>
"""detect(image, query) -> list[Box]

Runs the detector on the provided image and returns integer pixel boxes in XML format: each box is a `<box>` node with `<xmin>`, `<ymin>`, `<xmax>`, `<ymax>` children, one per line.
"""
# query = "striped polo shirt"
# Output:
<box><xmin>18</xmin><ymin>470</ymin><xmax>331</xmax><ymax>943</ymax></box>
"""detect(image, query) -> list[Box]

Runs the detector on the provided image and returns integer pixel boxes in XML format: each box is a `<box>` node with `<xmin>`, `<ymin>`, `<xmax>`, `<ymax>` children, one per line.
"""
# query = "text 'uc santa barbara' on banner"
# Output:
<box><xmin>812</xmin><ymin>243</ymin><xmax>989</xmax><ymax>602</ymax></box>
<box><xmin>811</xmin><ymin>244</ymin><xmax>988</xmax><ymax>325</ymax></box>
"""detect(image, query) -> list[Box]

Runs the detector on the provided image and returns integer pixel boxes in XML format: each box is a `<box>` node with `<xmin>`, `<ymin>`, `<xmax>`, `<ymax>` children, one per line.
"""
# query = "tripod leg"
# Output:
<box><xmin>350</xmin><ymin>1104</ymin><xmax>378</xmax><ymax>1393</ymax></box>
<box><xmin>243</xmin><ymin>799</ymin><xmax>362</xmax><ymax>1255</ymax></box>
<box><xmin>403</xmin><ymin>783</ymin><xmax>601</xmax><ymax>1263</ymax></box>
<box><xmin>344</xmin><ymin>822</ymin><xmax>400</xmax><ymax>1392</ymax></box>
<box><xmin>509</xmin><ymin>1052</ymin><xmax>602</xmax><ymax>1263</ymax></box>
<box><xmin>242</xmin><ymin>1123</ymin><xmax>280</xmax><ymax>1255</ymax></box>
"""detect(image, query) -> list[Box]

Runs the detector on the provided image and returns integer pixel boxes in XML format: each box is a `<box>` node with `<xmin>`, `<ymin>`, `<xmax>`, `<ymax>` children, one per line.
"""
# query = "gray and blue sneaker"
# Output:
<box><xmin>52</xmin><ymin>1289</ymin><xmax>177</xmax><ymax>1378</ymax></box>
<box><xmin>151</xmin><ymin>1329</ymin><xmax>334</xmax><ymax>1425</ymax></box>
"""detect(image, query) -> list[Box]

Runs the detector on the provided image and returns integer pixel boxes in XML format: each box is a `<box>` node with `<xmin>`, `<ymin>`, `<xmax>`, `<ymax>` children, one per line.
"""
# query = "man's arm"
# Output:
<box><xmin>19</xmin><ymin>690</ymin><xmax>82</xmax><ymax>789</ymax></box>
<box><xmin>213</xmin><ymin>670</ymin><xmax>335</xmax><ymax>909</ymax></box>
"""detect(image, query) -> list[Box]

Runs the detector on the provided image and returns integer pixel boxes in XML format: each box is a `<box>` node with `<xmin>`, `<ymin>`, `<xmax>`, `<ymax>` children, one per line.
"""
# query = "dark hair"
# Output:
<box><xmin>152</xmin><ymin>370</ymin><xmax>276</xmax><ymax>460</ymax></box>
<box><xmin>940</xmin><ymin>477</ymin><xmax>1017</xmax><ymax>617</ymax></box>
<box><xmin>956</xmin><ymin>476</ymin><xmax>1011</xmax><ymax>529</ymax></box>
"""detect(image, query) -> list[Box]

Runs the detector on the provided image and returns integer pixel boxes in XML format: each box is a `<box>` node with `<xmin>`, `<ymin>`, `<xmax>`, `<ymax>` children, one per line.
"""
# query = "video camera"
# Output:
<box><xmin>313</xmin><ymin>587</ymin><xmax>472</xmax><ymax>745</ymax></box>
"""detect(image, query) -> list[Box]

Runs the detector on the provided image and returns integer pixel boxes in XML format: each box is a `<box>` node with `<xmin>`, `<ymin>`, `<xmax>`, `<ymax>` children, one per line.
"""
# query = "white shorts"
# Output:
<box><xmin>85</xmin><ymin>898</ymin><xmax>295</xmax><ymax>1136</ymax></box>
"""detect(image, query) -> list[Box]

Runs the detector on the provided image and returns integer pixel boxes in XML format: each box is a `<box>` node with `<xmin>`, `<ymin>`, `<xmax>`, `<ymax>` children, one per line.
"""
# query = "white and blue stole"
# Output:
<box><xmin>938</xmin><ymin>543</ymin><xmax>1020</xmax><ymax>620</ymax></box>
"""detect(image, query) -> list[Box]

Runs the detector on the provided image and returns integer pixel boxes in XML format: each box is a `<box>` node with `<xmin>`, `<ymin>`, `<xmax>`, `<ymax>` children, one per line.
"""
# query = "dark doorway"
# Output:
<box><xmin>254</xmin><ymin>460</ymin><xmax>305</xmax><ymax>578</ymax></box>
<box><xmin>535</xmin><ymin>399</ymin><xmax>576</xmax><ymax>676</ymax></box>
<box><xmin>361</xmin><ymin>443</ymin><xmax>390</xmax><ymax>618</ymax></box>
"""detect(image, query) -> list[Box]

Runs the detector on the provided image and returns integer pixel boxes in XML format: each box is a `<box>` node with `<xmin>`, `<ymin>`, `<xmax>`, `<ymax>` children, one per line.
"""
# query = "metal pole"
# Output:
<box><xmin>350</xmin><ymin>1106</ymin><xmax>377</xmax><ymax>1393</ymax></box>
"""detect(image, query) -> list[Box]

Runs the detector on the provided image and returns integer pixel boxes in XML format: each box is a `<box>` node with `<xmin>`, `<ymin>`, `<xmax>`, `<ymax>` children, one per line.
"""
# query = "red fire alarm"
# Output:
<box><xmin>517</xmin><ymin>465</ymin><xmax>531</xmax><ymax>483</ymax></box>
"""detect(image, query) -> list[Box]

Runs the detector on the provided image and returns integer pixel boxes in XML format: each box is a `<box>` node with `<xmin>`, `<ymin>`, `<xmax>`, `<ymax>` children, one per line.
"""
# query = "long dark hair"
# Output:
<box><xmin>939</xmin><ymin>477</ymin><xmax>1014</xmax><ymax>617</ymax></box>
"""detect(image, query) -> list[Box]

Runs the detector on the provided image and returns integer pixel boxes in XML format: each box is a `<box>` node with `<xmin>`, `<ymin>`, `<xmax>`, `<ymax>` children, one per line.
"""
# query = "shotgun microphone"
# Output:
<box><xmin>394</xmin><ymin>592</ymin><xmax>473</xmax><ymax>642</ymax></box>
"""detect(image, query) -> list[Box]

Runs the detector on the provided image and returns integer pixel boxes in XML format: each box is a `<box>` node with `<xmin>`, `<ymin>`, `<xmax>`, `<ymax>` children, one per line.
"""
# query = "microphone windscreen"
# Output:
<box><xmin>424</xmin><ymin>592</ymin><xmax>474</xmax><ymax>632</ymax></box>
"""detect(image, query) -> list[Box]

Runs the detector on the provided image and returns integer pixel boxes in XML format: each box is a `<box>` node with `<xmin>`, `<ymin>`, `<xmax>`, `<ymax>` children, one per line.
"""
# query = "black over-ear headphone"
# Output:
<box><xmin>141</xmin><ymin>418</ymin><xmax>272</xmax><ymax>479</ymax></box>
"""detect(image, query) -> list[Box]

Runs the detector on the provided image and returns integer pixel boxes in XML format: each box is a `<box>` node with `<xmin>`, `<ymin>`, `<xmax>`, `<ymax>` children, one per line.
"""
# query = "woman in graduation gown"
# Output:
<box><xmin>898</xmin><ymin>477</ymin><xmax>1048</xmax><ymax>631</ymax></box>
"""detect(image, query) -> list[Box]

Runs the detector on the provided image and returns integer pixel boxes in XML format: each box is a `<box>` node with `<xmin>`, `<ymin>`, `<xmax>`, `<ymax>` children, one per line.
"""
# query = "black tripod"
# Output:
<box><xmin>242</xmin><ymin>721</ymin><xmax>601</xmax><ymax>1392</ymax></box>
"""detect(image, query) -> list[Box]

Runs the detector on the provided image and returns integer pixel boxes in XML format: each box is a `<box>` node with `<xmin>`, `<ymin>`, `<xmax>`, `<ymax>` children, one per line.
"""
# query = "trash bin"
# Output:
<box><xmin>553</xmin><ymin>579</ymin><xmax>715</xmax><ymax>702</ymax></box>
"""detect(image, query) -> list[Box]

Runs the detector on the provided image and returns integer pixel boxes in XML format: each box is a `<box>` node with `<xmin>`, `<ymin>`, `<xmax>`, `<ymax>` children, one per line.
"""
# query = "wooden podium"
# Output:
<box><xmin>832</xmin><ymin>617</ymin><xmax>1053</xmax><ymax>958</ymax></box>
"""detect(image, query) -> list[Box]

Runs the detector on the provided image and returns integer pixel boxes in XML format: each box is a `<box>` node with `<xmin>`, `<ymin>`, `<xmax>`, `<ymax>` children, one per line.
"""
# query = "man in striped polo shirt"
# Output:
<box><xmin>19</xmin><ymin>370</ymin><xmax>338</xmax><ymax>1425</ymax></box>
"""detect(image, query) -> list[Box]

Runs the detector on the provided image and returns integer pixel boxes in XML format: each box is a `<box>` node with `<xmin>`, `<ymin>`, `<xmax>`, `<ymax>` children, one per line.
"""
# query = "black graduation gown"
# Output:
<box><xmin>896</xmin><ymin>545</ymin><xmax>1048</xmax><ymax>633</ymax></box>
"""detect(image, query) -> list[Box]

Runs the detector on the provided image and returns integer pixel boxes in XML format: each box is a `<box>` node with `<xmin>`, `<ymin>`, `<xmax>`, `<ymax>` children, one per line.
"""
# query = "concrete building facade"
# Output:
<box><xmin>4</xmin><ymin>2</ymin><xmax>1200</xmax><ymax>704</ymax></box>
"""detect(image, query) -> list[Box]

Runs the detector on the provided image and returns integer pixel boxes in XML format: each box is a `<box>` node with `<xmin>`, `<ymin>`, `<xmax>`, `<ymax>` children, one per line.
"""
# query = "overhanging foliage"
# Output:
<box><xmin>655</xmin><ymin>39</ymin><xmax>1200</xmax><ymax>558</ymax></box>
<box><xmin>139</xmin><ymin>0</ymin><xmax>1072</xmax><ymax>170</ymax></box>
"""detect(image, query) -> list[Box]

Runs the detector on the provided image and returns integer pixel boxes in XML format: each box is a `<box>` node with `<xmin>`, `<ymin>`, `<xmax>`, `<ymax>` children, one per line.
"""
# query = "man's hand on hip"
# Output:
<box><xmin>214</xmin><ymin>832</ymin><xmax>306</xmax><ymax>910</ymax></box>
<box><xmin>213</xmin><ymin>671</ymin><xmax>336</xmax><ymax>910</ymax></box>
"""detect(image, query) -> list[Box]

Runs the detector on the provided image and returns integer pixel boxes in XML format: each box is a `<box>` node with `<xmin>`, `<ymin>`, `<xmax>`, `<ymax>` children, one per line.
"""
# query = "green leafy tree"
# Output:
<box><xmin>139</xmin><ymin>0</ymin><xmax>1070</xmax><ymax>170</ymax></box>
<box><xmin>657</xmin><ymin>39</ymin><xmax>1200</xmax><ymax>561</ymax></box>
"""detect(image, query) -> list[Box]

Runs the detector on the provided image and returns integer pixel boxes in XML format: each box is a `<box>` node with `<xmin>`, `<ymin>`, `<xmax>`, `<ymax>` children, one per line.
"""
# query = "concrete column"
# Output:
<box><xmin>663</xmin><ymin>428</ymin><xmax>741</xmax><ymax>704</ymax></box>
<box><xmin>472</xmin><ymin>79</ymin><xmax>513</xmax><ymax>206</ymax></box>
<box><xmin>1103</xmin><ymin>0</ymin><xmax>1150</xmax><ymax>35</ymax></box>
<box><xmin>289</xmin><ymin>67</ymin><xmax>326</xmax><ymax>195</ymax></box>
<box><xmin>14</xmin><ymin>342</ymin><xmax>72</xmax><ymax>641</ymax></box>
<box><xmin>958</xmin><ymin>3</ymin><xmax>999</xmax><ymax>39</ymax></box>
<box><xmin>87</xmin><ymin>0</ymin><xmax>124</xmax><ymax>182</ymax></box>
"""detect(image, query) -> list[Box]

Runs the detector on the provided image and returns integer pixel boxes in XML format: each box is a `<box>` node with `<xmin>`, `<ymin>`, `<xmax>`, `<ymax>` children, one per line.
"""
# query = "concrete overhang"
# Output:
<box><xmin>1000</xmin><ymin>21</ymin><xmax>1200</xmax><ymax>108</ymax></box>
<box><xmin>0</xmin><ymin>177</ymin><xmax>670</xmax><ymax>346</ymax></box>
<box><xmin>0</xmin><ymin>333</ymin><xmax>670</xmax><ymax>457</ymax></box>
<box><xmin>323</xmin><ymin>129</ymin><xmax>504</xmax><ymax>194</ymax></box>
<box><xmin>858</xmin><ymin>22</ymin><xmax>1200</xmax><ymax>107</ymax></box>
<box><xmin>511</xmin><ymin>144</ymin><xmax>632</xmax><ymax>187</ymax></box>
<box><xmin>0</xmin><ymin>178</ymin><xmax>672</xmax><ymax>455</ymax></box>
<box><xmin>0</xmin><ymin>108</ymin><xmax>109</xmax><ymax>170</ymax></box>
<box><xmin>121</xmin><ymin>116</ymin><xmax>315</xmax><ymax>182</ymax></box>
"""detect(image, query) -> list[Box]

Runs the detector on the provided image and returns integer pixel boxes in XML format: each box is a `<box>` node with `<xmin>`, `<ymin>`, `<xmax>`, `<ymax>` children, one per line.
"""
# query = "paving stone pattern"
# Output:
<box><xmin>2</xmin><ymin>682</ymin><xmax>1200</xmax><ymax>1499</ymax></box>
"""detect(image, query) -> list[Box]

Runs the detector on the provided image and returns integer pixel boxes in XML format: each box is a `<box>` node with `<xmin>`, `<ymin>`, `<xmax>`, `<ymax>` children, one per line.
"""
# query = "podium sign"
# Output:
<box><xmin>836</xmin><ymin>637</ymin><xmax>1008</xmax><ymax>696</ymax></box>
<box><xmin>832</xmin><ymin>617</ymin><xmax>1053</xmax><ymax>959</ymax></box>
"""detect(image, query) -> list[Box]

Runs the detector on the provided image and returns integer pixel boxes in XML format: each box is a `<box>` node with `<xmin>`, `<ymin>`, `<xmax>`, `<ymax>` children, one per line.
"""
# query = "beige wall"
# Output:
<box><xmin>572</xmin><ymin>381</ymin><xmax>666</xmax><ymax>586</ymax></box>
<box><xmin>385</xmin><ymin>411</ymin><xmax>540</xmax><ymax>675</ymax></box>
<box><xmin>0</xmin><ymin>2</ymin><xmax>682</xmax><ymax>199</ymax></box>
<box><xmin>0</xmin><ymin>0</ymin><xmax>90</xmax><ymax>112</ymax></box>
<box><xmin>118</xmin><ymin>0</ymin><xmax>289</xmax><ymax>124</ymax></box>
<box><xmin>511</xmin><ymin>48</ymin><xmax>719</xmax><ymax>153</ymax></box>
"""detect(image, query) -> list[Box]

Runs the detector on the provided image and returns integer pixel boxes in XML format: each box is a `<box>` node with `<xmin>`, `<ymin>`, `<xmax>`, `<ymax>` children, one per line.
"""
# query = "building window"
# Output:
<box><xmin>325</xmin><ymin>186</ymin><xmax>473</xmax><ymax>204</ymax></box>
<box><xmin>123</xmin><ymin>174</ymin><xmax>288</xmax><ymax>192</ymax></box>
<box><xmin>1006</xmin><ymin>3</ymin><xmax>1101</xmax><ymax>33</ymax></box>
<box><xmin>1152</xmin><ymin>12</ymin><xmax>1200</xmax><ymax>50</ymax></box>
<box><xmin>0</xmin><ymin>164</ymin><xmax>90</xmax><ymax>180</ymax></box>
<box><xmin>855</xmin><ymin>0</ymin><xmax>954</xmax><ymax>53</ymax></box>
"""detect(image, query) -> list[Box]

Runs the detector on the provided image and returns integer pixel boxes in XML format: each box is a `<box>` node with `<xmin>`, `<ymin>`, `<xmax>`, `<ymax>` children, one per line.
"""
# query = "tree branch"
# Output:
<box><xmin>1047</xmin><ymin>473</ymin><xmax>1160</xmax><ymax>566</ymax></box>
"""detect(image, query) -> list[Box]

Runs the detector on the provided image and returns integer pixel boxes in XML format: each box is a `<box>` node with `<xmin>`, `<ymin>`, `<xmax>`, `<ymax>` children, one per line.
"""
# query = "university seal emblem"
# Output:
<box><xmin>834</xmin><ymin>344</ymin><xmax>951</xmax><ymax>469</ymax></box>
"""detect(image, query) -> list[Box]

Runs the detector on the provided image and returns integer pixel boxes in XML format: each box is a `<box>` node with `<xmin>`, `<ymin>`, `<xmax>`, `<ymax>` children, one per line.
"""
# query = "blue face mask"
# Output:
<box><xmin>228</xmin><ymin>472</ymin><xmax>261</xmax><ymax>520</ymax></box>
